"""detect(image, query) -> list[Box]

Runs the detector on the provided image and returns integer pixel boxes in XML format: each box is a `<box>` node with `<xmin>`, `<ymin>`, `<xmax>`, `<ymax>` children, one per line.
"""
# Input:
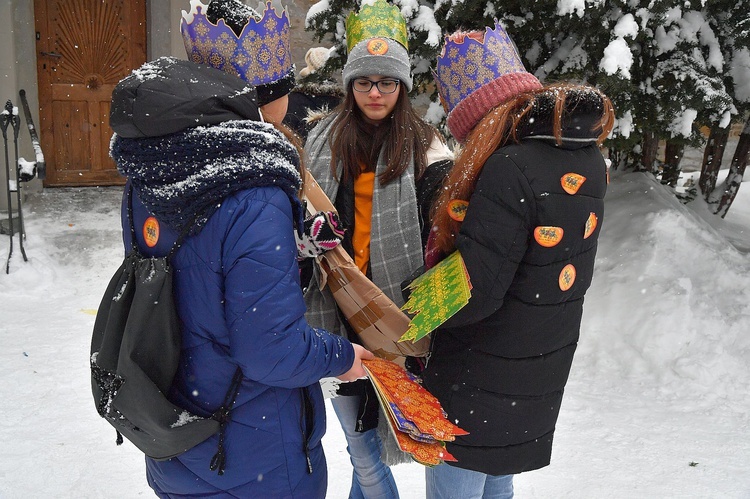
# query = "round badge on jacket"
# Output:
<box><xmin>583</xmin><ymin>212</ymin><xmax>598</xmax><ymax>239</ymax></box>
<box><xmin>534</xmin><ymin>226</ymin><xmax>563</xmax><ymax>247</ymax></box>
<box><xmin>143</xmin><ymin>217</ymin><xmax>160</xmax><ymax>248</ymax></box>
<box><xmin>558</xmin><ymin>264</ymin><xmax>576</xmax><ymax>291</ymax></box>
<box><xmin>561</xmin><ymin>173</ymin><xmax>586</xmax><ymax>195</ymax></box>
<box><xmin>448</xmin><ymin>200</ymin><xmax>469</xmax><ymax>222</ymax></box>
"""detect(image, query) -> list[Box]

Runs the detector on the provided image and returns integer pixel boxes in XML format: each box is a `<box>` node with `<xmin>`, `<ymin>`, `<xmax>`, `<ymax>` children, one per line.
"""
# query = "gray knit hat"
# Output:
<box><xmin>342</xmin><ymin>37</ymin><xmax>413</xmax><ymax>92</ymax></box>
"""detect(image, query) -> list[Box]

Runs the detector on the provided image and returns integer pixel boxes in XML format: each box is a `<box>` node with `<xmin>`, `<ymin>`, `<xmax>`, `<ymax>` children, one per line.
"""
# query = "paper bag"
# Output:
<box><xmin>303</xmin><ymin>170</ymin><xmax>430</xmax><ymax>361</ymax></box>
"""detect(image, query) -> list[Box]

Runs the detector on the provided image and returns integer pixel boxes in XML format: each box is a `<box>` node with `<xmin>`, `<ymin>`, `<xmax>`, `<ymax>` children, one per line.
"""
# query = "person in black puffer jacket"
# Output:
<box><xmin>283</xmin><ymin>47</ymin><xmax>344</xmax><ymax>144</ymax></box>
<box><xmin>421</xmin><ymin>22</ymin><xmax>615</xmax><ymax>498</ymax></box>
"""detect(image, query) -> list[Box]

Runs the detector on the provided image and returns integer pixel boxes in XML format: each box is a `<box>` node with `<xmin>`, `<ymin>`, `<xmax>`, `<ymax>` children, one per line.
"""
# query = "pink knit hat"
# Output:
<box><xmin>434</xmin><ymin>22</ymin><xmax>542</xmax><ymax>143</ymax></box>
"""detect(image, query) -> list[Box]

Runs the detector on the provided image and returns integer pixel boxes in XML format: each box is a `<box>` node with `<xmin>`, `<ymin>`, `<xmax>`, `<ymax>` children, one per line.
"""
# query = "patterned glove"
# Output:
<box><xmin>296</xmin><ymin>210</ymin><xmax>345</xmax><ymax>258</ymax></box>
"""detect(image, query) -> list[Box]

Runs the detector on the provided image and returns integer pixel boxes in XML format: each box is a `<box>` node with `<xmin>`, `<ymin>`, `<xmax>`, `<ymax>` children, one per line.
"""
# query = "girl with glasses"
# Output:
<box><xmin>301</xmin><ymin>1</ymin><xmax>453</xmax><ymax>497</ymax></box>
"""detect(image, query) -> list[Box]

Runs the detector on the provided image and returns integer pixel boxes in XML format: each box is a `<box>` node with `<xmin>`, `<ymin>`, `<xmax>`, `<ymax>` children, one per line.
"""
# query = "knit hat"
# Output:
<box><xmin>299</xmin><ymin>47</ymin><xmax>330</xmax><ymax>78</ymax></box>
<box><xmin>342</xmin><ymin>0</ymin><xmax>412</xmax><ymax>92</ymax></box>
<box><xmin>434</xmin><ymin>21</ymin><xmax>542</xmax><ymax>143</ymax></box>
<box><xmin>181</xmin><ymin>0</ymin><xmax>296</xmax><ymax>106</ymax></box>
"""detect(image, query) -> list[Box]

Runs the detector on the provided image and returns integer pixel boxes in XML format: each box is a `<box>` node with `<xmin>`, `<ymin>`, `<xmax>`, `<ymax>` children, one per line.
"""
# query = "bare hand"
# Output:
<box><xmin>336</xmin><ymin>344</ymin><xmax>374</xmax><ymax>382</ymax></box>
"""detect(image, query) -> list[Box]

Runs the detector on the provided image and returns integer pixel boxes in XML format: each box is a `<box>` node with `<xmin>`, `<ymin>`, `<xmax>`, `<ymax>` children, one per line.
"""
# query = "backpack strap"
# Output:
<box><xmin>125</xmin><ymin>184</ymin><xmax>141</xmax><ymax>256</ymax></box>
<box><xmin>209</xmin><ymin>366</ymin><xmax>244</xmax><ymax>475</ymax></box>
<box><xmin>126</xmin><ymin>184</ymin><xmax>199</xmax><ymax>259</ymax></box>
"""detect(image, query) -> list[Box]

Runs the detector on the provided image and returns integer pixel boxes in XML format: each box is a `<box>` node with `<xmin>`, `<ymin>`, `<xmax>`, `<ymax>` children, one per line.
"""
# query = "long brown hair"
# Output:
<box><xmin>274</xmin><ymin>121</ymin><xmax>306</xmax><ymax>197</ymax></box>
<box><xmin>430</xmin><ymin>83</ymin><xmax>615</xmax><ymax>256</ymax></box>
<box><xmin>328</xmin><ymin>83</ymin><xmax>438</xmax><ymax>184</ymax></box>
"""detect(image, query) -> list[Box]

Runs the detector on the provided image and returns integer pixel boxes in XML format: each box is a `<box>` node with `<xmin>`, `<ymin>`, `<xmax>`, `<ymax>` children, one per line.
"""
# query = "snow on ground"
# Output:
<box><xmin>1</xmin><ymin>163</ymin><xmax>749</xmax><ymax>498</ymax></box>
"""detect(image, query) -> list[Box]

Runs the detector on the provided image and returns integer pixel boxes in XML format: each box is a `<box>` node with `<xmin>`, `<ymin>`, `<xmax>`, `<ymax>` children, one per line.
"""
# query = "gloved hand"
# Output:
<box><xmin>296</xmin><ymin>210</ymin><xmax>345</xmax><ymax>258</ymax></box>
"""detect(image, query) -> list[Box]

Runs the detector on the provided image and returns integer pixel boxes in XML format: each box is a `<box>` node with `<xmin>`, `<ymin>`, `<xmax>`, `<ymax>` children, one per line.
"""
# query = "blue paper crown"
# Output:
<box><xmin>434</xmin><ymin>21</ymin><xmax>528</xmax><ymax>113</ymax></box>
<box><xmin>181</xmin><ymin>0</ymin><xmax>292</xmax><ymax>86</ymax></box>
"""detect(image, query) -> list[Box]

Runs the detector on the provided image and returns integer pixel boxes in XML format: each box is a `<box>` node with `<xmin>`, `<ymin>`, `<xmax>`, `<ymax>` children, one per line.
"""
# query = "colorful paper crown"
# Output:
<box><xmin>181</xmin><ymin>0</ymin><xmax>292</xmax><ymax>88</ymax></box>
<box><xmin>434</xmin><ymin>21</ymin><xmax>542</xmax><ymax>142</ymax></box>
<box><xmin>345</xmin><ymin>0</ymin><xmax>408</xmax><ymax>53</ymax></box>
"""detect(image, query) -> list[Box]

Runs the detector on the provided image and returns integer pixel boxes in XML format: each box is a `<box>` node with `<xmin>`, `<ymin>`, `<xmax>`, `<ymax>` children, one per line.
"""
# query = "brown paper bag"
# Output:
<box><xmin>303</xmin><ymin>170</ymin><xmax>430</xmax><ymax>361</ymax></box>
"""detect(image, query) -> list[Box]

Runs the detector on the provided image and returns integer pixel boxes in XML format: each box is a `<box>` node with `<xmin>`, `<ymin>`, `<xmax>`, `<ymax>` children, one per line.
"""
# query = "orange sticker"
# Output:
<box><xmin>143</xmin><ymin>216</ymin><xmax>160</xmax><ymax>248</ymax></box>
<box><xmin>583</xmin><ymin>212</ymin><xmax>598</xmax><ymax>239</ymax></box>
<box><xmin>447</xmin><ymin>200</ymin><xmax>469</xmax><ymax>222</ymax></box>
<box><xmin>558</xmin><ymin>264</ymin><xmax>576</xmax><ymax>291</ymax></box>
<box><xmin>534</xmin><ymin>226</ymin><xmax>563</xmax><ymax>247</ymax></box>
<box><xmin>367</xmin><ymin>38</ymin><xmax>390</xmax><ymax>55</ymax></box>
<box><xmin>561</xmin><ymin>173</ymin><xmax>586</xmax><ymax>194</ymax></box>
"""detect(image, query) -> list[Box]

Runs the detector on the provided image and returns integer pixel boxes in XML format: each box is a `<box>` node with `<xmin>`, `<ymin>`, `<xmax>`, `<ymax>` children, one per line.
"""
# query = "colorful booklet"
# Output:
<box><xmin>362</xmin><ymin>358</ymin><xmax>468</xmax><ymax>466</ymax></box>
<box><xmin>400</xmin><ymin>250</ymin><xmax>472</xmax><ymax>343</ymax></box>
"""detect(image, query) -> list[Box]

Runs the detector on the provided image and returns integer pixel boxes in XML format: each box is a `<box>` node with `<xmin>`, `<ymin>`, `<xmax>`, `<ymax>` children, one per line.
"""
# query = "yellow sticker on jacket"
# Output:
<box><xmin>533</xmin><ymin>226</ymin><xmax>564</xmax><ymax>247</ymax></box>
<box><xmin>559</xmin><ymin>264</ymin><xmax>576</xmax><ymax>291</ymax></box>
<box><xmin>561</xmin><ymin>173</ymin><xmax>586</xmax><ymax>194</ymax></box>
<box><xmin>448</xmin><ymin>200</ymin><xmax>469</xmax><ymax>222</ymax></box>
<box><xmin>143</xmin><ymin>216</ymin><xmax>160</xmax><ymax>248</ymax></box>
<box><xmin>583</xmin><ymin>212</ymin><xmax>598</xmax><ymax>239</ymax></box>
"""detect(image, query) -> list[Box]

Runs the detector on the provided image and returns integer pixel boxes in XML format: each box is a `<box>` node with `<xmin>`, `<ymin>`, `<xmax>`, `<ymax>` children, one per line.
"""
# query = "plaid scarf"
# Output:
<box><xmin>111</xmin><ymin>120</ymin><xmax>304</xmax><ymax>236</ymax></box>
<box><xmin>303</xmin><ymin>115</ymin><xmax>423</xmax><ymax>337</ymax></box>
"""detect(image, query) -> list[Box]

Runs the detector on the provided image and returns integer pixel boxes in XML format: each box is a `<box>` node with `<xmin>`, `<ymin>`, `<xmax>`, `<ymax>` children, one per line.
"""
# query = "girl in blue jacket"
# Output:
<box><xmin>108</xmin><ymin>1</ymin><xmax>372</xmax><ymax>497</ymax></box>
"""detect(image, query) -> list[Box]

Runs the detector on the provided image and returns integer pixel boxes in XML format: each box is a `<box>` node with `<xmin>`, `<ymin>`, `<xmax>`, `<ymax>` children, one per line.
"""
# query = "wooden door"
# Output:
<box><xmin>35</xmin><ymin>0</ymin><xmax>147</xmax><ymax>186</ymax></box>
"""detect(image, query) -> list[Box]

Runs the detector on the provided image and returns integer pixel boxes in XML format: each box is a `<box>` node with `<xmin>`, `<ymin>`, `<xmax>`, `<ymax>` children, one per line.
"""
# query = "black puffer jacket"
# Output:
<box><xmin>283</xmin><ymin>81</ymin><xmax>344</xmax><ymax>142</ymax></box>
<box><xmin>422</xmin><ymin>89</ymin><xmax>608</xmax><ymax>475</ymax></box>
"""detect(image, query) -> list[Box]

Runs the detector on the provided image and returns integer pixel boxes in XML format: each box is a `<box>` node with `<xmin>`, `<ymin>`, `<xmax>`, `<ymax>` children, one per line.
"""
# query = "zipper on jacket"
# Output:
<box><xmin>300</xmin><ymin>387</ymin><xmax>314</xmax><ymax>474</ymax></box>
<box><xmin>423</xmin><ymin>332</ymin><xmax>436</xmax><ymax>369</ymax></box>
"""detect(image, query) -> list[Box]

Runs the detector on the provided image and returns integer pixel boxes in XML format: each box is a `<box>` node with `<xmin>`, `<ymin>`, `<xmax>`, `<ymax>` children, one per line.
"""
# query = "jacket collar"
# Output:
<box><xmin>517</xmin><ymin>87</ymin><xmax>606</xmax><ymax>148</ymax></box>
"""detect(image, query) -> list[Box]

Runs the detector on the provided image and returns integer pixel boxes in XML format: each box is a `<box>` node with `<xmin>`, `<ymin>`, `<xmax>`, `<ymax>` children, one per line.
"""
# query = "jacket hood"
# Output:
<box><xmin>518</xmin><ymin>87</ymin><xmax>607</xmax><ymax>147</ymax></box>
<box><xmin>292</xmin><ymin>80</ymin><xmax>345</xmax><ymax>100</ymax></box>
<box><xmin>110</xmin><ymin>56</ymin><xmax>261</xmax><ymax>139</ymax></box>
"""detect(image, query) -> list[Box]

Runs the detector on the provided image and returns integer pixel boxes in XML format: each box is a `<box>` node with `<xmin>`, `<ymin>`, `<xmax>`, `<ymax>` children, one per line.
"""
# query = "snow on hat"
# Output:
<box><xmin>299</xmin><ymin>47</ymin><xmax>331</xmax><ymax>78</ymax></box>
<box><xmin>342</xmin><ymin>0</ymin><xmax>412</xmax><ymax>92</ymax></box>
<box><xmin>181</xmin><ymin>0</ymin><xmax>296</xmax><ymax>106</ymax></box>
<box><xmin>434</xmin><ymin>21</ymin><xmax>542</xmax><ymax>143</ymax></box>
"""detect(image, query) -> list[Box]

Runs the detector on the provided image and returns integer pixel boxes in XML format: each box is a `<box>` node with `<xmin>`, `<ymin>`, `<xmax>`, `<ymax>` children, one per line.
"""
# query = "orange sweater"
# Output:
<box><xmin>352</xmin><ymin>168</ymin><xmax>375</xmax><ymax>274</ymax></box>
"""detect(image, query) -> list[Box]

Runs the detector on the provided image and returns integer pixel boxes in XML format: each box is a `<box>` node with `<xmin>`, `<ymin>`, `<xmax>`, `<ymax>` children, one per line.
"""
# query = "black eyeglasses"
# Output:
<box><xmin>352</xmin><ymin>78</ymin><xmax>400</xmax><ymax>94</ymax></box>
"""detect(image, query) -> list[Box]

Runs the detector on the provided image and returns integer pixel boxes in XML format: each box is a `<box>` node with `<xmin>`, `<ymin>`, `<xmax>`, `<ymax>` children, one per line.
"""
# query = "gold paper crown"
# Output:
<box><xmin>345</xmin><ymin>0</ymin><xmax>408</xmax><ymax>53</ymax></box>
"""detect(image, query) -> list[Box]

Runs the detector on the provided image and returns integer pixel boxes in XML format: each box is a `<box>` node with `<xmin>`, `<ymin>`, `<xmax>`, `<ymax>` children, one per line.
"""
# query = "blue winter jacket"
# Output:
<box><xmin>112</xmin><ymin>57</ymin><xmax>355</xmax><ymax>498</ymax></box>
<box><xmin>124</xmin><ymin>186</ymin><xmax>354</xmax><ymax>498</ymax></box>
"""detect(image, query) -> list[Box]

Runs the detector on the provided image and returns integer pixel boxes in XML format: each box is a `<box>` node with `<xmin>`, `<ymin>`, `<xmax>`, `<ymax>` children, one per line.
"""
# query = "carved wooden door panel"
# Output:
<box><xmin>35</xmin><ymin>0</ymin><xmax>146</xmax><ymax>186</ymax></box>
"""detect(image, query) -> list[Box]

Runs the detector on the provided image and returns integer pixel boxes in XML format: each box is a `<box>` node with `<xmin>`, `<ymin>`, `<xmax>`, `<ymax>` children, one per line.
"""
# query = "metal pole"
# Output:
<box><xmin>10</xmin><ymin>103</ymin><xmax>27</xmax><ymax>261</ymax></box>
<box><xmin>1</xmin><ymin>100</ymin><xmax>14</xmax><ymax>273</ymax></box>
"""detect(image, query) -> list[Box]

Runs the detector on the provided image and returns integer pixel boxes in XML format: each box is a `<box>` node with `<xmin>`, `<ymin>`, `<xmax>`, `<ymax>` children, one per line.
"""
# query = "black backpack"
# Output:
<box><xmin>90</xmin><ymin>187</ymin><xmax>242</xmax><ymax>473</ymax></box>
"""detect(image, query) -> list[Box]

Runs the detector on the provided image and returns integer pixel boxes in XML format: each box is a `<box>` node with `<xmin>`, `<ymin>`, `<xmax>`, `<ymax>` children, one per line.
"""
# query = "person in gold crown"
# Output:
<box><xmin>419</xmin><ymin>22</ymin><xmax>615</xmax><ymax>498</ymax></box>
<box><xmin>301</xmin><ymin>1</ymin><xmax>453</xmax><ymax>497</ymax></box>
<box><xmin>108</xmin><ymin>0</ymin><xmax>375</xmax><ymax>497</ymax></box>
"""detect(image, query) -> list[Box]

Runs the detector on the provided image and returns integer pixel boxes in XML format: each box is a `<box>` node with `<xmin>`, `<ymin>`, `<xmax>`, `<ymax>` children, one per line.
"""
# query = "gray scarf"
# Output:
<box><xmin>304</xmin><ymin>114</ymin><xmax>421</xmax><ymax>467</ymax></box>
<box><xmin>303</xmin><ymin>115</ymin><xmax>424</xmax><ymax>339</ymax></box>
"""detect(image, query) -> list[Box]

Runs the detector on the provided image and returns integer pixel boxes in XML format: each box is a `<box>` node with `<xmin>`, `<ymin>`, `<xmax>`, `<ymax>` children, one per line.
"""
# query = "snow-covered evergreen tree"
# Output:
<box><xmin>303</xmin><ymin>0</ymin><xmax>749</xmax><ymax>213</ymax></box>
<box><xmin>700</xmin><ymin>0</ymin><xmax>750</xmax><ymax>214</ymax></box>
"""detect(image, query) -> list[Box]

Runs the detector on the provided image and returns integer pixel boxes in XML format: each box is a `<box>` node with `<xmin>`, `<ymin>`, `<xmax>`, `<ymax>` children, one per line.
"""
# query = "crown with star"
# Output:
<box><xmin>345</xmin><ymin>0</ymin><xmax>408</xmax><ymax>53</ymax></box>
<box><xmin>180</xmin><ymin>0</ymin><xmax>292</xmax><ymax>88</ymax></box>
